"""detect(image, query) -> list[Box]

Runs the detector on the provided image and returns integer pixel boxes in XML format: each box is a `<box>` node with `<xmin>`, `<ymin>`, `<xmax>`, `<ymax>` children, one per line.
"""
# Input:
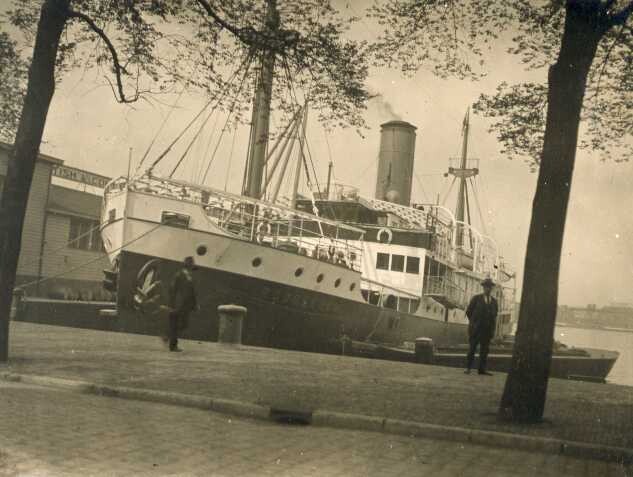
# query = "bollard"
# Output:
<box><xmin>414</xmin><ymin>337</ymin><xmax>435</xmax><ymax>364</ymax></box>
<box><xmin>10</xmin><ymin>288</ymin><xmax>24</xmax><ymax>321</ymax></box>
<box><xmin>217</xmin><ymin>304</ymin><xmax>247</xmax><ymax>344</ymax></box>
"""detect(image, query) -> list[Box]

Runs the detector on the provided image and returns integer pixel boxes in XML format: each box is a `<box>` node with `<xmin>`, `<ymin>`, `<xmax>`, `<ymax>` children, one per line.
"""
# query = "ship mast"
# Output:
<box><xmin>448</xmin><ymin>108</ymin><xmax>478</xmax><ymax>248</ymax></box>
<box><xmin>244</xmin><ymin>0</ymin><xmax>280</xmax><ymax>199</ymax></box>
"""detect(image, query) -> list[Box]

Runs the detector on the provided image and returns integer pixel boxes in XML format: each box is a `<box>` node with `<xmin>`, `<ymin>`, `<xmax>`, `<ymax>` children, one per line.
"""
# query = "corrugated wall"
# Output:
<box><xmin>41</xmin><ymin>214</ymin><xmax>110</xmax><ymax>282</ymax></box>
<box><xmin>0</xmin><ymin>149</ymin><xmax>52</xmax><ymax>278</ymax></box>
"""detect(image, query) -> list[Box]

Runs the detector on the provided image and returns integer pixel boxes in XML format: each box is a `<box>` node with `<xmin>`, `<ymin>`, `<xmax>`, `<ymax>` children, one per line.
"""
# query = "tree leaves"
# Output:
<box><xmin>371</xmin><ymin>0</ymin><xmax>633</xmax><ymax>166</ymax></box>
<box><xmin>0</xmin><ymin>32</ymin><xmax>27</xmax><ymax>142</ymax></box>
<box><xmin>0</xmin><ymin>0</ymin><xmax>371</xmax><ymax>138</ymax></box>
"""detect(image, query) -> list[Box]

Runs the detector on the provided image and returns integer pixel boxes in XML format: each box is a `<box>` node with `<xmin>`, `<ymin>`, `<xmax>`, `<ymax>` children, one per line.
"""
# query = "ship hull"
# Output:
<box><xmin>358</xmin><ymin>344</ymin><xmax>619</xmax><ymax>382</ymax></box>
<box><xmin>113</xmin><ymin>250</ymin><xmax>469</xmax><ymax>353</ymax></box>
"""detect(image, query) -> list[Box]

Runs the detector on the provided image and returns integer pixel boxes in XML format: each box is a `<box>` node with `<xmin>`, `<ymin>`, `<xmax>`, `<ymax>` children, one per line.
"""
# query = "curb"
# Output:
<box><xmin>2</xmin><ymin>372</ymin><xmax>631</xmax><ymax>465</ymax></box>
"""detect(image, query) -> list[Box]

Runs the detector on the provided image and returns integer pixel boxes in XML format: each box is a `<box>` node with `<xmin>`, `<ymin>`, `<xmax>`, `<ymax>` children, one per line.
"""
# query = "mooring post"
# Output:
<box><xmin>217</xmin><ymin>304</ymin><xmax>247</xmax><ymax>344</ymax></box>
<box><xmin>414</xmin><ymin>337</ymin><xmax>435</xmax><ymax>364</ymax></box>
<box><xmin>10</xmin><ymin>288</ymin><xmax>24</xmax><ymax>321</ymax></box>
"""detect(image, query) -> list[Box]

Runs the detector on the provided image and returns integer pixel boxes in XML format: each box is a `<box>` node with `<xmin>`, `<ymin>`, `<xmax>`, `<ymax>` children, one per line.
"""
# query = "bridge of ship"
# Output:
<box><xmin>352</xmin><ymin>197</ymin><xmax>514</xmax><ymax>311</ymax></box>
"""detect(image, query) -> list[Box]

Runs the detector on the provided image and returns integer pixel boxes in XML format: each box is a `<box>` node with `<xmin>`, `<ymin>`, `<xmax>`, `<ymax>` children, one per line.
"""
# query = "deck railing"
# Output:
<box><xmin>423</xmin><ymin>275</ymin><xmax>468</xmax><ymax>309</ymax></box>
<box><xmin>105</xmin><ymin>174</ymin><xmax>365</xmax><ymax>272</ymax></box>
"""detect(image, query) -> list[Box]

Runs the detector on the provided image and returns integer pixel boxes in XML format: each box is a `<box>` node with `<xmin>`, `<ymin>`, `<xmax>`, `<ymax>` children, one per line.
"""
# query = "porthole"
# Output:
<box><xmin>334</xmin><ymin>278</ymin><xmax>341</xmax><ymax>288</ymax></box>
<box><xmin>349</xmin><ymin>283</ymin><xmax>356</xmax><ymax>292</ymax></box>
<box><xmin>316</xmin><ymin>274</ymin><xmax>324</xmax><ymax>283</ymax></box>
<box><xmin>252</xmin><ymin>257</ymin><xmax>262</xmax><ymax>267</ymax></box>
<box><xmin>196</xmin><ymin>245</ymin><xmax>207</xmax><ymax>256</ymax></box>
<box><xmin>295</xmin><ymin>268</ymin><xmax>304</xmax><ymax>277</ymax></box>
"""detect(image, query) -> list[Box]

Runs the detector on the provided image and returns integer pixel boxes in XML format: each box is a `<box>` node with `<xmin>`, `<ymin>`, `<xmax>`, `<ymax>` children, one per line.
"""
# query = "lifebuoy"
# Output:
<box><xmin>256</xmin><ymin>222</ymin><xmax>272</xmax><ymax>243</ymax></box>
<box><xmin>377</xmin><ymin>227</ymin><xmax>393</xmax><ymax>244</ymax></box>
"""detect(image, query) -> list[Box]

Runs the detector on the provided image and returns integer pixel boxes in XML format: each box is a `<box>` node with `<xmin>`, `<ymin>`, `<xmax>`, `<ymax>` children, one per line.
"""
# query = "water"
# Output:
<box><xmin>556</xmin><ymin>326</ymin><xmax>633</xmax><ymax>386</ymax></box>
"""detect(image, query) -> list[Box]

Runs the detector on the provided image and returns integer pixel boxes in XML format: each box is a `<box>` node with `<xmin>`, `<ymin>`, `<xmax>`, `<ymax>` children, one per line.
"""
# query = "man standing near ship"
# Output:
<box><xmin>167</xmin><ymin>256</ymin><xmax>198</xmax><ymax>352</ymax></box>
<box><xmin>465</xmin><ymin>278</ymin><xmax>498</xmax><ymax>375</ymax></box>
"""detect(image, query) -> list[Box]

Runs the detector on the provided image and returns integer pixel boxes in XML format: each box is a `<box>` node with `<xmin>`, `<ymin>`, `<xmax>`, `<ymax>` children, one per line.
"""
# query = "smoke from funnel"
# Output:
<box><xmin>371</xmin><ymin>94</ymin><xmax>402</xmax><ymax>121</ymax></box>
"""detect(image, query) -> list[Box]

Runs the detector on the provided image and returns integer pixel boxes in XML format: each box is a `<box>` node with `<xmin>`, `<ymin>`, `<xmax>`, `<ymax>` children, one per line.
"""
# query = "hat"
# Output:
<box><xmin>184</xmin><ymin>256</ymin><xmax>198</xmax><ymax>270</ymax></box>
<box><xmin>481</xmin><ymin>277</ymin><xmax>495</xmax><ymax>287</ymax></box>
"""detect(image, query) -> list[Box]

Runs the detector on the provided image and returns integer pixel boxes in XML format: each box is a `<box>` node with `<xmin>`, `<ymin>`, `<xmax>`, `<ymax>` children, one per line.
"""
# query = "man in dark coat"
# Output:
<box><xmin>167</xmin><ymin>256</ymin><xmax>198</xmax><ymax>352</ymax></box>
<box><xmin>465</xmin><ymin>277</ymin><xmax>498</xmax><ymax>375</ymax></box>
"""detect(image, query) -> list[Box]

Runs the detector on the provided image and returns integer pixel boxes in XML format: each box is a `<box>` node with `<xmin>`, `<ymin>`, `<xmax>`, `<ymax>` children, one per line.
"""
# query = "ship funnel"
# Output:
<box><xmin>375</xmin><ymin>120</ymin><xmax>417</xmax><ymax>206</ymax></box>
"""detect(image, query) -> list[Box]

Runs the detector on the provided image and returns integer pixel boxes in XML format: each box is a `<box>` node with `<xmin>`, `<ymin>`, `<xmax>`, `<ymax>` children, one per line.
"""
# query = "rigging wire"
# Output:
<box><xmin>134</xmin><ymin>56</ymin><xmax>204</xmax><ymax>176</ymax></box>
<box><xmin>278</xmin><ymin>56</ymin><xmax>340</xmax><ymax>221</ymax></box>
<box><xmin>195</xmin><ymin>104</ymin><xmax>224</xmax><ymax>181</ymax></box>
<box><xmin>440</xmin><ymin>176</ymin><xmax>457</xmax><ymax>206</ymax></box>
<box><xmin>201</xmin><ymin>57</ymin><xmax>255</xmax><ymax>184</ymax></box>
<box><xmin>16</xmin><ymin>221</ymin><xmax>103</xmax><ymax>271</ymax></box>
<box><xmin>18</xmin><ymin>222</ymin><xmax>165</xmax><ymax>292</ymax></box>
<box><xmin>145</xmin><ymin>53</ymin><xmax>253</xmax><ymax>177</ymax></box>
<box><xmin>469</xmin><ymin>177</ymin><xmax>488</xmax><ymax>235</ymax></box>
<box><xmin>224</xmin><ymin>127</ymin><xmax>238</xmax><ymax>191</ymax></box>
<box><xmin>412</xmin><ymin>170</ymin><xmax>431</xmax><ymax>203</ymax></box>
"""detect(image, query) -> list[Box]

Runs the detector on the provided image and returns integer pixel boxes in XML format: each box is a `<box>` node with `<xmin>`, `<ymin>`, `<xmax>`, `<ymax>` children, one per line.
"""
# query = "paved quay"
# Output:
<box><xmin>2</xmin><ymin>323</ymin><xmax>632</xmax><ymax>465</ymax></box>
<box><xmin>0</xmin><ymin>381</ymin><xmax>626</xmax><ymax>477</ymax></box>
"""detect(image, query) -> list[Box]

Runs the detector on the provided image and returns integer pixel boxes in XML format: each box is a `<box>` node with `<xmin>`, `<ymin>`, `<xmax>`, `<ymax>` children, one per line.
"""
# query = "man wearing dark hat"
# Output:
<box><xmin>465</xmin><ymin>277</ymin><xmax>498</xmax><ymax>375</ymax></box>
<box><xmin>167</xmin><ymin>256</ymin><xmax>198</xmax><ymax>352</ymax></box>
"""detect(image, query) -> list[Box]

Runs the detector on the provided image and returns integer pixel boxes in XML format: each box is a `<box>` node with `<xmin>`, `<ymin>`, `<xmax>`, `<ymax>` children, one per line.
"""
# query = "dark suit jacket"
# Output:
<box><xmin>466</xmin><ymin>293</ymin><xmax>498</xmax><ymax>338</ymax></box>
<box><xmin>169</xmin><ymin>269</ymin><xmax>197</xmax><ymax>314</ymax></box>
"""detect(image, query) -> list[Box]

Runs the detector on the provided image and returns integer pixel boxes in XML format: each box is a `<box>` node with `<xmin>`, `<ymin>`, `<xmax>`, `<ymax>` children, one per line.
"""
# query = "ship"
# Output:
<box><xmin>96</xmin><ymin>1</ymin><xmax>617</xmax><ymax>382</ymax></box>
<box><xmin>100</xmin><ymin>101</ymin><xmax>514</xmax><ymax>354</ymax></box>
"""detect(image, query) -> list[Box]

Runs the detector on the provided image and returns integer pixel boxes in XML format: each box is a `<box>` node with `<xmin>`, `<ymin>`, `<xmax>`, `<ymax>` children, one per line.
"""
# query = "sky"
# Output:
<box><xmin>8</xmin><ymin>1</ymin><xmax>633</xmax><ymax>308</ymax></box>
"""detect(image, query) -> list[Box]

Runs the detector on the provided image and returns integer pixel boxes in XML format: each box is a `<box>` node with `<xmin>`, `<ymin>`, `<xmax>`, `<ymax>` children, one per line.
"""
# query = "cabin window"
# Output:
<box><xmin>406</xmin><ymin>256</ymin><xmax>420</xmax><ymax>274</ymax></box>
<box><xmin>161</xmin><ymin>211</ymin><xmax>190</xmax><ymax>228</ymax></box>
<box><xmin>69</xmin><ymin>217</ymin><xmax>103</xmax><ymax>252</ymax></box>
<box><xmin>108</xmin><ymin>209</ymin><xmax>116</xmax><ymax>223</ymax></box>
<box><xmin>391</xmin><ymin>254</ymin><xmax>405</xmax><ymax>272</ymax></box>
<box><xmin>376</xmin><ymin>253</ymin><xmax>389</xmax><ymax>270</ymax></box>
<box><xmin>398</xmin><ymin>297</ymin><xmax>410</xmax><ymax>313</ymax></box>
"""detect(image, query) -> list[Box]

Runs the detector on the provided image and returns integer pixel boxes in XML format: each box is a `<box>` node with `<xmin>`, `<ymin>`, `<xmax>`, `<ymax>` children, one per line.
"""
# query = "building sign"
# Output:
<box><xmin>52</xmin><ymin>165</ymin><xmax>111</xmax><ymax>189</ymax></box>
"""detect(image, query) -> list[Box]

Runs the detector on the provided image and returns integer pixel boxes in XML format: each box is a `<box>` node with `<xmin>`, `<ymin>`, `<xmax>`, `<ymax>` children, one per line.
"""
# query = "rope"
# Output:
<box><xmin>18</xmin><ymin>222</ymin><xmax>165</xmax><ymax>291</ymax></box>
<box><xmin>17</xmin><ymin>221</ymin><xmax>103</xmax><ymax>270</ymax></box>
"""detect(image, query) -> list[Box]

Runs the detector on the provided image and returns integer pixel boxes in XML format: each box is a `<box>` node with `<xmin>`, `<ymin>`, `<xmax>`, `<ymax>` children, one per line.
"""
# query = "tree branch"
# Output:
<box><xmin>193</xmin><ymin>0</ymin><xmax>248</xmax><ymax>41</ymax></box>
<box><xmin>591</xmin><ymin>23</ymin><xmax>627</xmax><ymax>99</ymax></box>
<box><xmin>67</xmin><ymin>9</ymin><xmax>138</xmax><ymax>103</ymax></box>
<box><xmin>608</xmin><ymin>0</ymin><xmax>633</xmax><ymax>27</ymax></box>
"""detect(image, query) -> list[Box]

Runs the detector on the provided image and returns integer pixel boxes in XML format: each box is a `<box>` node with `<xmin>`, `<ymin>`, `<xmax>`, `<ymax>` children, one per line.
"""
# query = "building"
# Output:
<box><xmin>557</xmin><ymin>303</ymin><xmax>633</xmax><ymax>330</ymax></box>
<box><xmin>0</xmin><ymin>143</ymin><xmax>112</xmax><ymax>301</ymax></box>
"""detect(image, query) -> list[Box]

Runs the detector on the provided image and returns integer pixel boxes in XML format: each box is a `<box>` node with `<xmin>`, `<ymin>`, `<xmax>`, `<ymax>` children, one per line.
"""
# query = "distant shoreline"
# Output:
<box><xmin>556</xmin><ymin>323</ymin><xmax>633</xmax><ymax>334</ymax></box>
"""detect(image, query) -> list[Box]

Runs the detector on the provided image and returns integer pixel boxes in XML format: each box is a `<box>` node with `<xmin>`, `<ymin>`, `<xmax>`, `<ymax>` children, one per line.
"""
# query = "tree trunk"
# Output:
<box><xmin>0</xmin><ymin>0</ymin><xmax>68</xmax><ymax>362</ymax></box>
<box><xmin>499</xmin><ymin>1</ymin><xmax>604</xmax><ymax>422</ymax></box>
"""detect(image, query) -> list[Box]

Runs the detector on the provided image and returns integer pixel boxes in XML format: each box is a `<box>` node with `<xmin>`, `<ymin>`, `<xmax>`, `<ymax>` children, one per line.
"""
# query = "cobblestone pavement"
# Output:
<box><xmin>0</xmin><ymin>381</ymin><xmax>629</xmax><ymax>477</ymax></box>
<box><xmin>6</xmin><ymin>323</ymin><xmax>633</xmax><ymax>451</ymax></box>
